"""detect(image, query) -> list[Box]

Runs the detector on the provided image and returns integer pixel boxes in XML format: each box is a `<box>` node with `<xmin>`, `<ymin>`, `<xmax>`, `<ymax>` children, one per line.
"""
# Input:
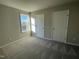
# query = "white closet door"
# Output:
<box><xmin>52</xmin><ymin>10</ymin><xmax>69</xmax><ymax>43</ymax></box>
<box><xmin>34</xmin><ymin>14</ymin><xmax>44</xmax><ymax>38</ymax></box>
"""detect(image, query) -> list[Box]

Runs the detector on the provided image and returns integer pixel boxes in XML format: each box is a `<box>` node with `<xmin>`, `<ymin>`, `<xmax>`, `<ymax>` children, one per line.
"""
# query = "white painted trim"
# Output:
<box><xmin>0</xmin><ymin>36</ymin><xmax>31</xmax><ymax>48</ymax></box>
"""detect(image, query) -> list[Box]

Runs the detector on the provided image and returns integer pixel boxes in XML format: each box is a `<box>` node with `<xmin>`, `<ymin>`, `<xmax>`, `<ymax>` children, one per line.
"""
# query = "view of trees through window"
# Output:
<box><xmin>20</xmin><ymin>14</ymin><xmax>29</xmax><ymax>32</ymax></box>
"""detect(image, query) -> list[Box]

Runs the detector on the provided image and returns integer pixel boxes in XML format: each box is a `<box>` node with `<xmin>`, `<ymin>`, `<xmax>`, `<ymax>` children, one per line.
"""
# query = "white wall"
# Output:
<box><xmin>0</xmin><ymin>4</ymin><xmax>30</xmax><ymax>47</ymax></box>
<box><xmin>31</xmin><ymin>2</ymin><xmax>79</xmax><ymax>44</ymax></box>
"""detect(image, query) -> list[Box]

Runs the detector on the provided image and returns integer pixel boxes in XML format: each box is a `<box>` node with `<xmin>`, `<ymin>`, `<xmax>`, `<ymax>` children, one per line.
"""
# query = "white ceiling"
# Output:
<box><xmin>0</xmin><ymin>0</ymin><xmax>78</xmax><ymax>12</ymax></box>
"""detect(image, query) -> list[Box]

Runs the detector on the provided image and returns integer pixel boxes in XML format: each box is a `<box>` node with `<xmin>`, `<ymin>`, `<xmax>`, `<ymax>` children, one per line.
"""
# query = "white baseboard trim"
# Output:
<box><xmin>0</xmin><ymin>36</ymin><xmax>31</xmax><ymax>48</ymax></box>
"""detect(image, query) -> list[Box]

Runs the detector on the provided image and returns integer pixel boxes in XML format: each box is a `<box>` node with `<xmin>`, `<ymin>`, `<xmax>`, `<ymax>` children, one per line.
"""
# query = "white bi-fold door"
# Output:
<box><xmin>32</xmin><ymin>14</ymin><xmax>44</xmax><ymax>39</ymax></box>
<box><xmin>52</xmin><ymin>10</ymin><xmax>69</xmax><ymax>43</ymax></box>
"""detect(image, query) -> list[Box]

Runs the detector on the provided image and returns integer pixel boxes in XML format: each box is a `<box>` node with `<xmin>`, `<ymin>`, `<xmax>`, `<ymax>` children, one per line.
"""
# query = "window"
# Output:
<box><xmin>20</xmin><ymin>14</ymin><xmax>30</xmax><ymax>32</ymax></box>
<box><xmin>31</xmin><ymin>17</ymin><xmax>36</xmax><ymax>33</ymax></box>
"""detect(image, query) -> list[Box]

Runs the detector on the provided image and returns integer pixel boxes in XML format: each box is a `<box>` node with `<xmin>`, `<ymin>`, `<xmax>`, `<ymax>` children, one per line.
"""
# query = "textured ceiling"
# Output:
<box><xmin>0</xmin><ymin>0</ymin><xmax>78</xmax><ymax>12</ymax></box>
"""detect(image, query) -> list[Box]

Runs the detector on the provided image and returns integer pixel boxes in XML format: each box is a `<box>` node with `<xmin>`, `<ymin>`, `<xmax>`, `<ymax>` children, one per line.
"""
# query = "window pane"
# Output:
<box><xmin>31</xmin><ymin>17</ymin><xmax>35</xmax><ymax>25</ymax></box>
<box><xmin>20</xmin><ymin>14</ymin><xmax>29</xmax><ymax>32</ymax></box>
<box><xmin>31</xmin><ymin>25</ymin><xmax>36</xmax><ymax>33</ymax></box>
